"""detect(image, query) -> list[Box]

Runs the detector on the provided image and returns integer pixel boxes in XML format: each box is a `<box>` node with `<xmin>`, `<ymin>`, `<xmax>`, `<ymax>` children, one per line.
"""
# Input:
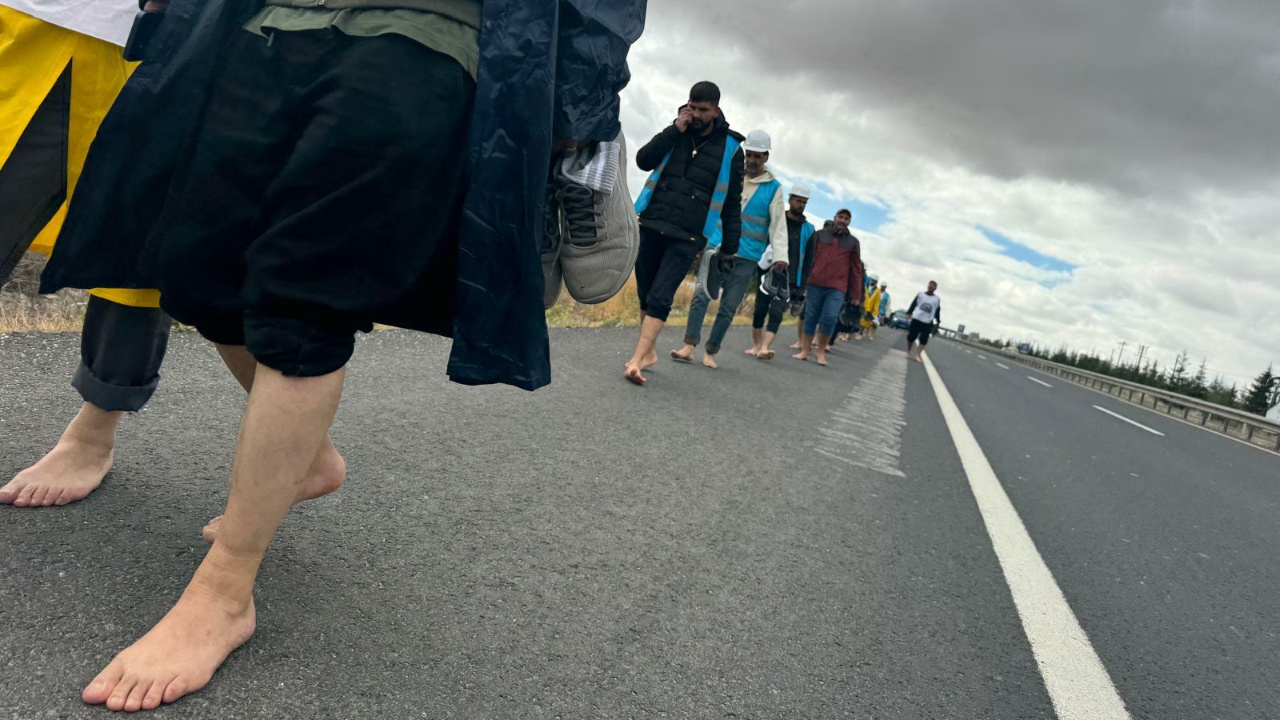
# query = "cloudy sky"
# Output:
<box><xmin>618</xmin><ymin>0</ymin><xmax>1280</xmax><ymax>387</ymax></box>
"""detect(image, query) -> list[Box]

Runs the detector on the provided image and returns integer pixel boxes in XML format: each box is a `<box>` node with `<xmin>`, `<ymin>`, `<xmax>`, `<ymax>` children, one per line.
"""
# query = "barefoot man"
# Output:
<box><xmin>626</xmin><ymin>81</ymin><xmax>744</xmax><ymax>384</ymax></box>
<box><xmin>38</xmin><ymin>0</ymin><xmax>645</xmax><ymax>710</ymax></box>
<box><xmin>0</xmin><ymin>0</ymin><xmax>175</xmax><ymax>509</ymax></box>
<box><xmin>906</xmin><ymin>280</ymin><xmax>942</xmax><ymax>363</ymax></box>
<box><xmin>793</xmin><ymin>210</ymin><xmax>863</xmax><ymax>367</ymax></box>
<box><xmin>670</xmin><ymin>129</ymin><xmax>787</xmax><ymax>368</ymax></box>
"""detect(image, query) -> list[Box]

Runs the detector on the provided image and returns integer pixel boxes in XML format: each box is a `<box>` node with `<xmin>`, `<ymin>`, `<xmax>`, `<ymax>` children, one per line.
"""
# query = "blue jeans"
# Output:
<box><xmin>683</xmin><ymin>255</ymin><xmax>758</xmax><ymax>354</ymax></box>
<box><xmin>802</xmin><ymin>285</ymin><xmax>846</xmax><ymax>338</ymax></box>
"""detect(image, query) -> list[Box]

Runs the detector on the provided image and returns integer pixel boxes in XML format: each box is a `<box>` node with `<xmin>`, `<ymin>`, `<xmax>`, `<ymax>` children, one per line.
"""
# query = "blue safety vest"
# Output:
<box><xmin>634</xmin><ymin>136</ymin><xmax>743</xmax><ymax>245</ymax></box>
<box><xmin>731</xmin><ymin>178</ymin><xmax>781</xmax><ymax>260</ymax></box>
<box><xmin>794</xmin><ymin>222</ymin><xmax>816</xmax><ymax>286</ymax></box>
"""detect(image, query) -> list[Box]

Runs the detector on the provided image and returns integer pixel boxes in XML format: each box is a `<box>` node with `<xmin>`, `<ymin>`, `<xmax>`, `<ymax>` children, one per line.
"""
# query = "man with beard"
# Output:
<box><xmin>626</xmin><ymin>81</ymin><xmax>744</xmax><ymax>385</ymax></box>
<box><xmin>793</xmin><ymin>210</ymin><xmax>863</xmax><ymax>366</ymax></box>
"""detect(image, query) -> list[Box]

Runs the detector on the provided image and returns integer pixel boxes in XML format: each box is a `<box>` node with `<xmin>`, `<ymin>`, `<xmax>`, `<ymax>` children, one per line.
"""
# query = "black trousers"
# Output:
<box><xmin>156</xmin><ymin>29</ymin><xmax>474</xmax><ymax>377</ymax></box>
<box><xmin>750</xmin><ymin>270</ymin><xmax>784</xmax><ymax>334</ymax></box>
<box><xmin>907</xmin><ymin>319</ymin><xmax>934</xmax><ymax>346</ymax></box>
<box><xmin>72</xmin><ymin>295</ymin><xmax>170</xmax><ymax>412</ymax></box>
<box><xmin>634</xmin><ymin>227</ymin><xmax>702</xmax><ymax>322</ymax></box>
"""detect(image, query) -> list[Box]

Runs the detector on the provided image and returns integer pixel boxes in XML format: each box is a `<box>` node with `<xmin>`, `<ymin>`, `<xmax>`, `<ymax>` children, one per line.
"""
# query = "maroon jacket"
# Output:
<box><xmin>806</xmin><ymin>228</ymin><xmax>864</xmax><ymax>301</ymax></box>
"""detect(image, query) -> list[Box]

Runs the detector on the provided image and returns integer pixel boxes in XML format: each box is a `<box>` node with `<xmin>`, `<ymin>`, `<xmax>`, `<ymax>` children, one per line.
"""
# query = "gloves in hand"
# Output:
<box><xmin>715</xmin><ymin>252</ymin><xmax>736</xmax><ymax>275</ymax></box>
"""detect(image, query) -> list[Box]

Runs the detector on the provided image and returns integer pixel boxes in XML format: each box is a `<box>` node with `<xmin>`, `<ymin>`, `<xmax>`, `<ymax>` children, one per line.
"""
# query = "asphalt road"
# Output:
<box><xmin>0</xmin><ymin>327</ymin><xmax>1273</xmax><ymax>718</ymax></box>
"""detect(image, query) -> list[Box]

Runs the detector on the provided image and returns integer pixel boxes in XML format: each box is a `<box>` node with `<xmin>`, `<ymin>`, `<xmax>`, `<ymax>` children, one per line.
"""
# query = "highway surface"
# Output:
<box><xmin>1</xmin><ymin>328</ymin><xmax>1276</xmax><ymax>718</ymax></box>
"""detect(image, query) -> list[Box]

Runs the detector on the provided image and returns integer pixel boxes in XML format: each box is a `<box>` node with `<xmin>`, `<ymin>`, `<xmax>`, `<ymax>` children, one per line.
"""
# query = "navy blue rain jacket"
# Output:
<box><xmin>40</xmin><ymin>0</ymin><xmax>647</xmax><ymax>391</ymax></box>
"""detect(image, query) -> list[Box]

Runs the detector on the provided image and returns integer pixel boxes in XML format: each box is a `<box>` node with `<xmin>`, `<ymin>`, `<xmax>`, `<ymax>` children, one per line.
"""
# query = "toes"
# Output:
<box><xmin>14</xmin><ymin>482</ymin><xmax>40</xmax><ymax>507</ymax></box>
<box><xmin>162</xmin><ymin>678</ymin><xmax>188</xmax><ymax>705</ymax></box>
<box><xmin>106</xmin><ymin>674</ymin><xmax>139</xmax><ymax>711</ymax></box>
<box><xmin>142</xmin><ymin>681</ymin><xmax>166</xmax><ymax>710</ymax></box>
<box><xmin>33</xmin><ymin>485</ymin><xmax>56</xmax><ymax>507</ymax></box>
<box><xmin>82</xmin><ymin>664</ymin><xmax>124</xmax><ymax>705</ymax></box>
<box><xmin>124</xmin><ymin>680</ymin><xmax>151</xmax><ymax>712</ymax></box>
<box><xmin>53</xmin><ymin>487</ymin><xmax>74</xmax><ymax>506</ymax></box>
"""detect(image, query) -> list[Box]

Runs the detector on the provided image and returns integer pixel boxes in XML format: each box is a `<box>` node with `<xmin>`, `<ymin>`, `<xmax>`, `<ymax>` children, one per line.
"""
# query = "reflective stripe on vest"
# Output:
<box><xmin>795</xmin><ymin>222</ymin><xmax>815</xmax><ymax>286</ymax></box>
<box><xmin>634</xmin><ymin>136</ymin><xmax>743</xmax><ymax>248</ymax></box>
<box><xmin>736</xmin><ymin>178</ymin><xmax>781</xmax><ymax>261</ymax></box>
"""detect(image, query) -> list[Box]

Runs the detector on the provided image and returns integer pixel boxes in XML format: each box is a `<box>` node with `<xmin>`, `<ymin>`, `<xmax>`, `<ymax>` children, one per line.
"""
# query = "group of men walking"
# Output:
<box><xmin>0</xmin><ymin>5</ymin><xmax>941</xmax><ymax>707</ymax></box>
<box><xmin>625</xmin><ymin>81</ymin><xmax>942</xmax><ymax>383</ymax></box>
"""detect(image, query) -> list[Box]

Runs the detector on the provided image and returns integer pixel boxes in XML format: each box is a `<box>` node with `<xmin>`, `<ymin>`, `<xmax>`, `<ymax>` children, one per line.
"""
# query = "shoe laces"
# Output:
<box><xmin>557</xmin><ymin>182</ymin><xmax>603</xmax><ymax>246</ymax></box>
<box><xmin>542</xmin><ymin>185</ymin><xmax>562</xmax><ymax>255</ymax></box>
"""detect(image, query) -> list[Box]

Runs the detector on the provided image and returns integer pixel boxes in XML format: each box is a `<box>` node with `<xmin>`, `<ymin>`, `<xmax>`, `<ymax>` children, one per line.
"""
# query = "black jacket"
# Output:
<box><xmin>635</xmin><ymin>112</ymin><xmax>744</xmax><ymax>256</ymax></box>
<box><xmin>39</xmin><ymin>0</ymin><xmax>646</xmax><ymax>391</ymax></box>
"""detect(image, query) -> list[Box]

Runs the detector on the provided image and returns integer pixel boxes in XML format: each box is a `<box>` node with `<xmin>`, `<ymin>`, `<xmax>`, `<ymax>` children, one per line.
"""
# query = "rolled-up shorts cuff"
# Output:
<box><xmin>245</xmin><ymin>312</ymin><xmax>365</xmax><ymax>378</ymax></box>
<box><xmin>72</xmin><ymin>360</ymin><xmax>159</xmax><ymax>412</ymax></box>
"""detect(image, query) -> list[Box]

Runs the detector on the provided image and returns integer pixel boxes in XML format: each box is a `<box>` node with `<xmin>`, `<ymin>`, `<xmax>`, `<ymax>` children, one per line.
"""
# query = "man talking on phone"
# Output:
<box><xmin>625</xmin><ymin>81</ymin><xmax>744</xmax><ymax>385</ymax></box>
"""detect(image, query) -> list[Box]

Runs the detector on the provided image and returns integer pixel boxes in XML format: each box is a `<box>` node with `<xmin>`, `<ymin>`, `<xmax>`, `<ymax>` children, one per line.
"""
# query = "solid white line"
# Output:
<box><xmin>1092</xmin><ymin>405</ymin><xmax>1166</xmax><ymax>437</ymax></box>
<box><xmin>996</xmin><ymin>363</ymin><xmax>1011</xmax><ymax>370</ymax></box>
<box><xmin>923</xmin><ymin>354</ymin><xmax>1131</xmax><ymax>720</ymax></box>
<box><xmin>1028</xmin><ymin>376</ymin><xmax>1054</xmax><ymax>388</ymax></box>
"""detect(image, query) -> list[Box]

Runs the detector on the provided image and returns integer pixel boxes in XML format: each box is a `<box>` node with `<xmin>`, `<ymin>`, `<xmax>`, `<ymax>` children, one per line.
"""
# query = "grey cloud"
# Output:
<box><xmin>652</xmin><ymin>0</ymin><xmax>1280</xmax><ymax>198</ymax></box>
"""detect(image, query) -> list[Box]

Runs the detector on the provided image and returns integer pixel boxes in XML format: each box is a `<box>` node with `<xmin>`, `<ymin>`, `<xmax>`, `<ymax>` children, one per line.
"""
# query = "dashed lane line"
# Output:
<box><xmin>1092</xmin><ymin>405</ymin><xmax>1166</xmax><ymax>437</ymax></box>
<box><xmin>1028</xmin><ymin>376</ymin><xmax>1054</xmax><ymax>388</ymax></box>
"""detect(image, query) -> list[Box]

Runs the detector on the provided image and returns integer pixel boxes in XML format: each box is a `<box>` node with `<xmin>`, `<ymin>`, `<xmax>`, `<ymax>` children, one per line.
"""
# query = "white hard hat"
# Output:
<box><xmin>790</xmin><ymin>183</ymin><xmax>811</xmax><ymax>199</ymax></box>
<box><xmin>743</xmin><ymin>129</ymin><xmax>772</xmax><ymax>153</ymax></box>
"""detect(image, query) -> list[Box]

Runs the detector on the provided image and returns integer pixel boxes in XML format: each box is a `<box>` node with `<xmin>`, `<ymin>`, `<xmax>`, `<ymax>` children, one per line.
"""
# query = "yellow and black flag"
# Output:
<box><xmin>0</xmin><ymin>2</ymin><xmax>158</xmax><ymax>306</ymax></box>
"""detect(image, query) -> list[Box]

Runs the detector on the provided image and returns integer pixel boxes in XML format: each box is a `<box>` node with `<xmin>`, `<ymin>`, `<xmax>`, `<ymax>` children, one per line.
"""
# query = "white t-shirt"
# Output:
<box><xmin>910</xmin><ymin>291</ymin><xmax>940</xmax><ymax>324</ymax></box>
<box><xmin>2</xmin><ymin>0</ymin><xmax>138</xmax><ymax>46</ymax></box>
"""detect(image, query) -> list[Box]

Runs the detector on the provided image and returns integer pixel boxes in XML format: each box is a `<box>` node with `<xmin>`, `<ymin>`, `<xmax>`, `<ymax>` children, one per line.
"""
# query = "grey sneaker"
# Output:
<box><xmin>556</xmin><ymin>131</ymin><xmax>641</xmax><ymax>305</ymax></box>
<box><xmin>542</xmin><ymin>185</ymin><xmax>564</xmax><ymax>309</ymax></box>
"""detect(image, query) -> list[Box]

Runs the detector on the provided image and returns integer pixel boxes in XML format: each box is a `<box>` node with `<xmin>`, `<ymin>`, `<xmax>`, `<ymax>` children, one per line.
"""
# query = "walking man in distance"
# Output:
<box><xmin>906</xmin><ymin>280</ymin><xmax>942</xmax><ymax>363</ymax></box>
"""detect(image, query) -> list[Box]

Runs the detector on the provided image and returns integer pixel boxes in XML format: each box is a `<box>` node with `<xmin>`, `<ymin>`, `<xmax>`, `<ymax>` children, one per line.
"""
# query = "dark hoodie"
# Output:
<box><xmin>635</xmin><ymin>111</ymin><xmax>745</xmax><ymax>256</ymax></box>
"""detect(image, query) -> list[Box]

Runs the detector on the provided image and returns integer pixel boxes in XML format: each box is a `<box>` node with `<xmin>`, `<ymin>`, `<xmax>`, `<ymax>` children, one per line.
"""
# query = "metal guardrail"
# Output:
<box><xmin>944</xmin><ymin>336</ymin><xmax>1280</xmax><ymax>453</ymax></box>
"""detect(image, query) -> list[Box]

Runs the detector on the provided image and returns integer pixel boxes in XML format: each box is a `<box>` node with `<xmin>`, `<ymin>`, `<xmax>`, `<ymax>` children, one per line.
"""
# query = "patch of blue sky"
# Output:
<box><xmin>771</xmin><ymin>173</ymin><xmax>892</xmax><ymax>233</ymax></box>
<box><xmin>977</xmin><ymin>225</ymin><xmax>1078</xmax><ymax>274</ymax></box>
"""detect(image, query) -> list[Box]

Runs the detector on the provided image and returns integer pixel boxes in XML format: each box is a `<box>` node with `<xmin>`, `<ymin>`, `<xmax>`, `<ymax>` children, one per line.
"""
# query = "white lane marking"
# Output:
<box><xmin>966</xmin><ymin>349</ymin><xmax>973</xmax><ymax>354</ymax></box>
<box><xmin>812</xmin><ymin>349</ymin><xmax>908</xmax><ymax>477</ymax></box>
<box><xmin>1092</xmin><ymin>405</ymin><xmax>1165</xmax><ymax>437</ymax></box>
<box><xmin>1028</xmin><ymin>376</ymin><xmax>1054</xmax><ymax>388</ymax></box>
<box><xmin>996</xmin><ymin>363</ymin><xmax>1011</xmax><ymax>370</ymax></box>
<box><xmin>978</xmin><ymin>354</ymin><xmax>989</xmax><ymax>361</ymax></box>
<box><xmin>923</xmin><ymin>354</ymin><xmax>1131</xmax><ymax>719</ymax></box>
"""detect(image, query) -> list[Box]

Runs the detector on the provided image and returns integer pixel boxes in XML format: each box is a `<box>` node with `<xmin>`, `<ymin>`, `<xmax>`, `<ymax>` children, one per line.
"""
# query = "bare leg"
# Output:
<box><xmin>815</xmin><ymin>333</ymin><xmax>832</xmax><ymax>366</ymax></box>
<box><xmin>701</xmin><ymin>351</ymin><xmax>718</xmax><ymax>369</ymax></box>
<box><xmin>791</xmin><ymin>323</ymin><xmax>803</xmax><ymax>350</ymax></box>
<box><xmin>746</xmin><ymin>328</ymin><xmax>762</xmax><ymax>356</ymax></box>
<box><xmin>758</xmin><ymin>331</ymin><xmax>777</xmax><ymax>360</ymax></box>
<box><xmin>202</xmin><ymin>345</ymin><xmax>345</xmax><ymax>543</ymax></box>
<box><xmin>793</xmin><ymin>332</ymin><xmax>812</xmax><ymax>361</ymax></box>
<box><xmin>626</xmin><ymin>316</ymin><xmax>665</xmax><ymax>385</ymax></box>
<box><xmin>82</xmin><ymin>365</ymin><xmax>345</xmax><ymax>711</ymax></box>
<box><xmin>1</xmin><ymin>404</ymin><xmax>120</xmax><ymax>507</ymax></box>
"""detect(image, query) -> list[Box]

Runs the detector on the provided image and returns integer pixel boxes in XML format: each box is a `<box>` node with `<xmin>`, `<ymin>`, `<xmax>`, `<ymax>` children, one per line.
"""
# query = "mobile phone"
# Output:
<box><xmin>123</xmin><ymin>11</ymin><xmax>164</xmax><ymax>62</ymax></box>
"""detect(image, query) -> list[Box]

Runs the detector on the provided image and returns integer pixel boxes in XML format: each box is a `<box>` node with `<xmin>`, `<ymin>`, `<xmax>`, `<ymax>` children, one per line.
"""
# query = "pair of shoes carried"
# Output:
<box><xmin>542</xmin><ymin>130</ymin><xmax>641</xmax><ymax>308</ymax></box>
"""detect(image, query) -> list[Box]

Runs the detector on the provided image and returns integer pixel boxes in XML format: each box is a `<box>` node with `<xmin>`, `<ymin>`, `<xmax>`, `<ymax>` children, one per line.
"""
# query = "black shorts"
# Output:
<box><xmin>155</xmin><ymin>29</ymin><xmax>474</xmax><ymax>377</ymax></box>
<box><xmin>907</xmin><ymin>319</ymin><xmax>934</xmax><ymax>345</ymax></box>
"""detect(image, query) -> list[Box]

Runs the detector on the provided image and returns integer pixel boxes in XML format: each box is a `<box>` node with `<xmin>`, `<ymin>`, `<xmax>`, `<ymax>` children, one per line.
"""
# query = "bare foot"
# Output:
<box><xmin>639</xmin><ymin>351</ymin><xmax>659</xmax><ymax>372</ymax></box>
<box><xmin>670</xmin><ymin>346</ymin><xmax>694</xmax><ymax>363</ymax></box>
<box><xmin>789</xmin><ymin>342</ymin><xmax>801</xmax><ymax>350</ymax></box>
<box><xmin>82</xmin><ymin>556</ymin><xmax>257</xmax><ymax>711</ymax></box>
<box><xmin>915</xmin><ymin>354</ymin><xmax>925</xmax><ymax>364</ymax></box>
<box><xmin>1</xmin><ymin>409</ymin><xmax>118</xmax><ymax>507</ymax></box>
<box><xmin>793</xmin><ymin>351</ymin><xmax>809</xmax><ymax>361</ymax></box>
<box><xmin>202</xmin><ymin>441</ymin><xmax>346</xmax><ymax>543</ymax></box>
<box><xmin>624</xmin><ymin>363</ymin><xmax>648</xmax><ymax>386</ymax></box>
<box><xmin>701</xmin><ymin>354</ymin><xmax>718</xmax><ymax>369</ymax></box>
<box><xmin>758</xmin><ymin>349</ymin><xmax>775</xmax><ymax>361</ymax></box>
<box><xmin>745</xmin><ymin>347</ymin><xmax>758</xmax><ymax>357</ymax></box>
<box><xmin>816</xmin><ymin>353</ymin><xmax>829</xmax><ymax>367</ymax></box>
